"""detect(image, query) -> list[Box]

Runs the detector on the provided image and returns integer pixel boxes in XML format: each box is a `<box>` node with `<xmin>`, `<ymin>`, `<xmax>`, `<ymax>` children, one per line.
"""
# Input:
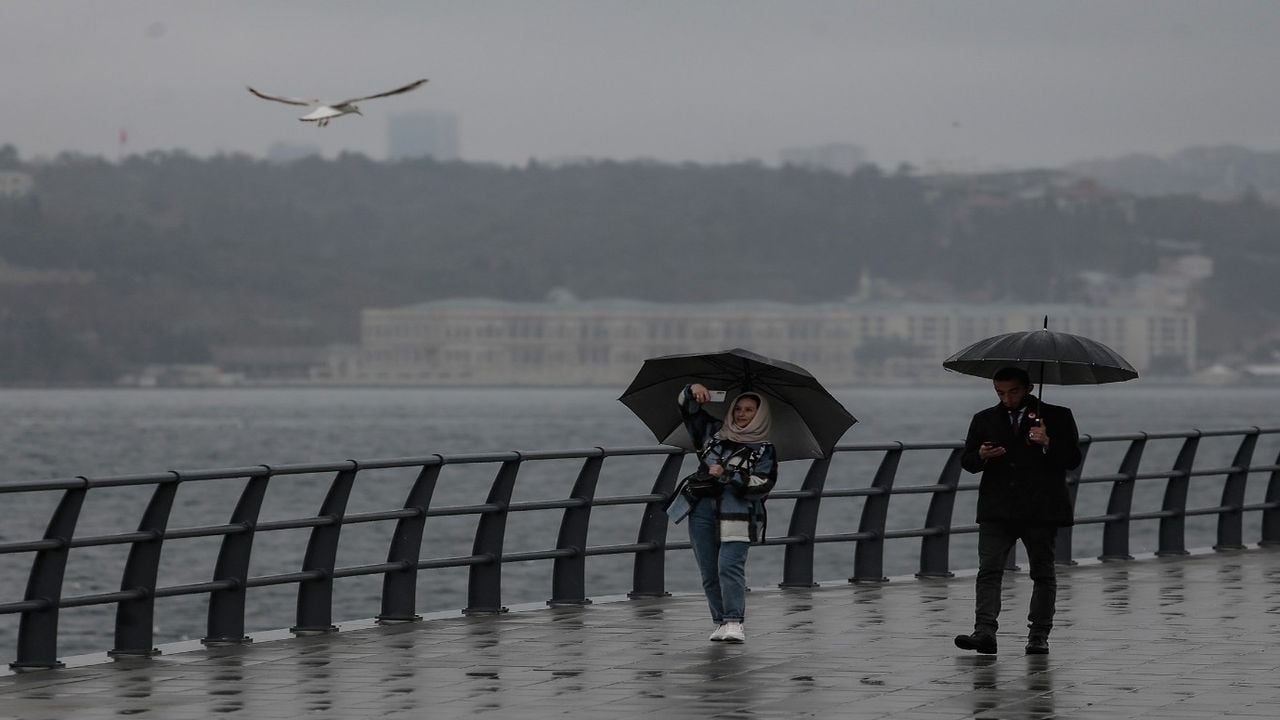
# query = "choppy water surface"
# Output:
<box><xmin>1</xmin><ymin>384</ymin><xmax>1277</xmax><ymax>660</ymax></box>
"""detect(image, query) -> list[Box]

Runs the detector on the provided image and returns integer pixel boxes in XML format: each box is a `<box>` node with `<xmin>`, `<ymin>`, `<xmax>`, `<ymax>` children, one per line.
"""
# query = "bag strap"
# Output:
<box><xmin>663</xmin><ymin>475</ymin><xmax>689</xmax><ymax>511</ymax></box>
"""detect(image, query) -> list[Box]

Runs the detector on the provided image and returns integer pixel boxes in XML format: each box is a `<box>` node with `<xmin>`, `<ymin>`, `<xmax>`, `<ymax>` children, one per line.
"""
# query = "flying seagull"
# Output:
<box><xmin>246</xmin><ymin>78</ymin><xmax>429</xmax><ymax>126</ymax></box>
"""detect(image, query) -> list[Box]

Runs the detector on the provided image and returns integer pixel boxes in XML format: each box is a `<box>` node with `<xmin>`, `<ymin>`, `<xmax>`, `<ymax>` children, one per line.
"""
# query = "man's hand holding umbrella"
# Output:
<box><xmin>1028</xmin><ymin>421</ymin><xmax>1049</xmax><ymax>447</ymax></box>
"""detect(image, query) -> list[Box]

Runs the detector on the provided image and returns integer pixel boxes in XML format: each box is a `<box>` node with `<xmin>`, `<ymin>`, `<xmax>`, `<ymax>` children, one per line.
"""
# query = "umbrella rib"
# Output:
<box><xmin>618</xmin><ymin>371</ymin><xmax>742</xmax><ymax>397</ymax></box>
<box><xmin>623</xmin><ymin>356</ymin><xmax>823</xmax><ymax>399</ymax></box>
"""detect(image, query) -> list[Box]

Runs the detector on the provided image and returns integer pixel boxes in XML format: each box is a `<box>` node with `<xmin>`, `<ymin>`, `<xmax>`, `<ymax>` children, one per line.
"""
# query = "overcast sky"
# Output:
<box><xmin>3</xmin><ymin>0</ymin><xmax>1279</xmax><ymax>170</ymax></box>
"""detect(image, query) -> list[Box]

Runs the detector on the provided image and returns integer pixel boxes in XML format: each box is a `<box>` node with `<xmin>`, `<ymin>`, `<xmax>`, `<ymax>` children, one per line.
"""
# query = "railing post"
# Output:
<box><xmin>549</xmin><ymin>453</ymin><xmax>604</xmax><ymax>606</ymax></box>
<box><xmin>1156</xmin><ymin>434</ymin><xmax>1199</xmax><ymax>556</ymax></box>
<box><xmin>1099</xmin><ymin>436</ymin><xmax>1145</xmax><ymax>561</ymax></box>
<box><xmin>1055</xmin><ymin>438</ymin><xmax>1091</xmax><ymax>565</ymax></box>
<box><xmin>850</xmin><ymin>445</ymin><xmax>902</xmax><ymax>583</ymax></box>
<box><xmin>110</xmin><ymin>473</ymin><xmax>180</xmax><ymax>658</ymax></box>
<box><xmin>204</xmin><ymin>468</ymin><xmax>271</xmax><ymax>646</ymax></box>
<box><xmin>780</xmin><ymin>456</ymin><xmax>833</xmax><ymax>588</ymax></box>
<box><xmin>629</xmin><ymin>452</ymin><xmax>683</xmax><ymax>599</ymax></box>
<box><xmin>10</xmin><ymin>481</ymin><xmax>88</xmax><ymax>671</ymax></box>
<box><xmin>1215</xmin><ymin>429</ymin><xmax>1258</xmax><ymax>551</ymax></box>
<box><xmin>292</xmin><ymin>464</ymin><xmax>359</xmax><ymax>634</ymax></box>
<box><xmin>463</xmin><ymin>457</ymin><xmax>521</xmax><ymax>615</ymax></box>
<box><xmin>1261</xmin><ymin>445</ymin><xmax>1280</xmax><ymax>547</ymax></box>
<box><xmin>377</xmin><ymin>460</ymin><xmax>442</xmax><ymax>623</ymax></box>
<box><xmin>917</xmin><ymin>448</ymin><xmax>963</xmax><ymax>578</ymax></box>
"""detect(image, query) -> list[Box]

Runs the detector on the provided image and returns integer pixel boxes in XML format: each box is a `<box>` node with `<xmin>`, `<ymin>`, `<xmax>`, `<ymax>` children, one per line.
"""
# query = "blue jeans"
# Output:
<box><xmin>687</xmin><ymin>498</ymin><xmax>749</xmax><ymax>624</ymax></box>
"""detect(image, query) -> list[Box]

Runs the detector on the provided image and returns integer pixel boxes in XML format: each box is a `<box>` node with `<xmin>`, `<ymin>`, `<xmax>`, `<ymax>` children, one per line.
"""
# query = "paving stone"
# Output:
<box><xmin>4</xmin><ymin>548</ymin><xmax>1280</xmax><ymax>718</ymax></box>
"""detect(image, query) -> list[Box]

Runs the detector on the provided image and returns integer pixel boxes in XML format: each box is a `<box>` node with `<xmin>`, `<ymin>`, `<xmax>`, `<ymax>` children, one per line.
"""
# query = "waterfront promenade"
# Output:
<box><xmin>2</xmin><ymin>547</ymin><xmax>1277</xmax><ymax>719</ymax></box>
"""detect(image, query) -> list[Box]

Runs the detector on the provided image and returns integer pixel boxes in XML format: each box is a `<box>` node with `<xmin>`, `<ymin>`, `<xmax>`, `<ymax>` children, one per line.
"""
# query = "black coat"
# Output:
<box><xmin>960</xmin><ymin>398</ymin><xmax>1082</xmax><ymax>527</ymax></box>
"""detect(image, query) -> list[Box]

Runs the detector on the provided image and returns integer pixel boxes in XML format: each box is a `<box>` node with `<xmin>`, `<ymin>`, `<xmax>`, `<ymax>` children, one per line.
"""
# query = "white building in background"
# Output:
<box><xmin>0</xmin><ymin>170</ymin><xmax>34</xmax><ymax>197</ymax></box>
<box><xmin>387</xmin><ymin>111</ymin><xmax>460</xmax><ymax>161</ymax></box>
<box><xmin>1079</xmin><ymin>254</ymin><xmax>1213</xmax><ymax>312</ymax></box>
<box><xmin>327</xmin><ymin>297</ymin><xmax>1196</xmax><ymax>387</ymax></box>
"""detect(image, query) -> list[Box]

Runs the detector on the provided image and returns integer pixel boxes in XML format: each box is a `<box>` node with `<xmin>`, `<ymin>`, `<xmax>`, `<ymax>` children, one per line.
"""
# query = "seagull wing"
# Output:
<box><xmin>246</xmin><ymin>86</ymin><xmax>316</xmax><ymax>107</ymax></box>
<box><xmin>338</xmin><ymin>78</ymin><xmax>429</xmax><ymax>105</ymax></box>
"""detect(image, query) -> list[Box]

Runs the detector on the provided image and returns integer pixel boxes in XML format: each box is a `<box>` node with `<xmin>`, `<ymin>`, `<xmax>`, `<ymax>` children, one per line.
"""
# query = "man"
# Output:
<box><xmin>954</xmin><ymin>366</ymin><xmax>1081</xmax><ymax>655</ymax></box>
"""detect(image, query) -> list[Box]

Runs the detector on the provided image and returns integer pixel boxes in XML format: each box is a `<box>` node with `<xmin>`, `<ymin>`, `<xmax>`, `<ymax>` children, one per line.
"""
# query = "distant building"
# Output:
<box><xmin>209</xmin><ymin>345</ymin><xmax>330</xmax><ymax>382</ymax></box>
<box><xmin>387</xmin><ymin>111</ymin><xmax>460</xmax><ymax>161</ymax></box>
<box><xmin>779</xmin><ymin>143</ymin><xmax>867</xmax><ymax>174</ymax></box>
<box><xmin>1078</xmin><ymin>254</ymin><xmax>1212</xmax><ymax>311</ymax></box>
<box><xmin>0</xmin><ymin>259</ymin><xmax>93</xmax><ymax>286</ymax></box>
<box><xmin>116</xmin><ymin>364</ymin><xmax>242</xmax><ymax>388</ymax></box>
<box><xmin>1239</xmin><ymin>363</ymin><xmax>1280</xmax><ymax>385</ymax></box>
<box><xmin>0</xmin><ymin>170</ymin><xmax>34</xmax><ymax>198</ymax></box>
<box><xmin>330</xmin><ymin>297</ymin><xmax>1196</xmax><ymax>386</ymax></box>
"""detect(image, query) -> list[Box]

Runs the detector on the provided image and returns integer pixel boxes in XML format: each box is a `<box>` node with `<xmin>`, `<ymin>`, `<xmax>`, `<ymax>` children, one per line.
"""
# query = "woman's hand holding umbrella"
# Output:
<box><xmin>688</xmin><ymin>383</ymin><xmax>713</xmax><ymax>404</ymax></box>
<box><xmin>689</xmin><ymin>383</ymin><xmax>730</xmax><ymax>476</ymax></box>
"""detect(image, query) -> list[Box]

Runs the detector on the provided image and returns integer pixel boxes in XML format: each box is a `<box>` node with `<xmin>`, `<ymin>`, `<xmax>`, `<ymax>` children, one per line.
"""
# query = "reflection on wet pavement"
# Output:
<box><xmin>2</xmin><ymin>549</ymin><xmax>1279</xmax><ymax>718</ymax></box>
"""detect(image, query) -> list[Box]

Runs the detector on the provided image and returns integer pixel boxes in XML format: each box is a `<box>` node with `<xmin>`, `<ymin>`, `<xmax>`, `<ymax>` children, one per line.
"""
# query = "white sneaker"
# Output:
<box><xmin>720</xmin><ymin>621</ymin><xmax>745</xmax><ymax>643</ymax></box>
<box><xmin>709</xmin><ymin>624</ymin><xmax>728</xmax><ymax>641</ymax></box>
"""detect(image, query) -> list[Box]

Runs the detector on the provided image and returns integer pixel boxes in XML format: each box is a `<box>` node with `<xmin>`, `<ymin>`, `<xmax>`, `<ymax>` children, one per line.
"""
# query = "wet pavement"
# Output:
<box><xmin>2</xmin><ymin>548</ymin><xmax>1279</xmax><ymax>719</ymax></box>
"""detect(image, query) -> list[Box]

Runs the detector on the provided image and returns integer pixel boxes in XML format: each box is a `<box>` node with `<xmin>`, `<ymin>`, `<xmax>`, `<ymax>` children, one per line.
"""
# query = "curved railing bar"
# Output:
<box><xmin>1</xmin><ymin>427</ymin><xmax>1278</xmax><ymax>670</ymax></box>
<box><xmin>202</xmin><ymin>467</ymin><xmax>272</xmax><ymax>646</ymax></box>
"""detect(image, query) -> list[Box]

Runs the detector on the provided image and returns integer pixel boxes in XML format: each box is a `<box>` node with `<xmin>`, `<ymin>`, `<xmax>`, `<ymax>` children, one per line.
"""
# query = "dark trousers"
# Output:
<box><xmin>974</xmin><ymin>522</ymin><xmax>1057</xmax><ymax>638</ymax></box>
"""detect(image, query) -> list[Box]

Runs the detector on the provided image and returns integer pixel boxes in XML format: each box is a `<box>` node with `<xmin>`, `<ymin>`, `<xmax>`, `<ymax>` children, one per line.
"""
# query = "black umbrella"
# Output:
<box><xmin>942</xmin><ymin>318</ymin><xmax>1138</xmax><ymax>398</ymax></box>
<box><xmin>619</xmin><ymin>347</ymin><xmax>856</xmax><ymax>461</ymax></box>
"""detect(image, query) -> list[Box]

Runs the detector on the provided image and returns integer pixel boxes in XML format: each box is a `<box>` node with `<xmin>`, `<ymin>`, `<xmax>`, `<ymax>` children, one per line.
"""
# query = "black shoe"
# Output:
<box><xmin>954</xmin><ymin>632</ymin><xmax>997</xmax><ymax>654</ymax></box>
<box><xmin>1024</xmin><ymin>636</ymin><xmax>1049</xmax><ymax>655</ymax></box>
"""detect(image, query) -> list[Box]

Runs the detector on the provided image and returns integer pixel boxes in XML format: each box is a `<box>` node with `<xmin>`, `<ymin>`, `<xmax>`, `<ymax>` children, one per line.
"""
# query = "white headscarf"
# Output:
<box><xmin>715</xmin><ymin>392</ymin><xmax>771</xmax><ymax>444</ymax></box>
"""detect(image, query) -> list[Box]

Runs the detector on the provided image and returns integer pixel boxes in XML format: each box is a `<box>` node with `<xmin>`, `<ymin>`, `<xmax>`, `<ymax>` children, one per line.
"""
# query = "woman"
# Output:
<box><xmin>674</xmin><ymin>382</ymin><xmax>777</xmax><ymax>643</ymax></box>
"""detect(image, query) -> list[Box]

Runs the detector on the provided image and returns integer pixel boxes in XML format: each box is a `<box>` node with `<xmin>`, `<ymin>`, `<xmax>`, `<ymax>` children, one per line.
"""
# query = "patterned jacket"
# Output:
<box><xmin>678</xmin><ymin>385</ymin><xmax>778</xmax><ymax>542</ymax></box>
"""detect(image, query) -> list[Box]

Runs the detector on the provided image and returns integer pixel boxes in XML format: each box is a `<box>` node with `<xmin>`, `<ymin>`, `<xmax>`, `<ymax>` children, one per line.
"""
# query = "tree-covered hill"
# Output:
<box><xmin>0</xmin><ymin>145</ymin><xmax>1277</xmax><ymax>383</ymax></box>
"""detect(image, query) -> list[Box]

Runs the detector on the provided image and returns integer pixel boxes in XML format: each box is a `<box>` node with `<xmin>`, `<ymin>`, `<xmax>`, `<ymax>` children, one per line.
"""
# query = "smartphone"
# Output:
<box><xmin>707</xmin><ymin>390</ymin><xmax>727</xmax><ymax>402</ymax></box>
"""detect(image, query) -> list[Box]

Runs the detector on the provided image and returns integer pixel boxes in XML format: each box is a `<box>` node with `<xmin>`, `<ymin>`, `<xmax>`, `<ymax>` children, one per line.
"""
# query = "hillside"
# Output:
<box><xmin>0</xmin><ymin>146</ymin><xmax>1277</xmax><ymax>383</ymax></box>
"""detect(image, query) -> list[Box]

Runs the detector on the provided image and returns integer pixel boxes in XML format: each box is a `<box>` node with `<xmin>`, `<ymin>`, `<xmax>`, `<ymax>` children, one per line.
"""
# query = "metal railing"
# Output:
<box><xmin>2</xmin><ymin>427</ymin><xmax>1278</xmax><ymax>670</ymax></box>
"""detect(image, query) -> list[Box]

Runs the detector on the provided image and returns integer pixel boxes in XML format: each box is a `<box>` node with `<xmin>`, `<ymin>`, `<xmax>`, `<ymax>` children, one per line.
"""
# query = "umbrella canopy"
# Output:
<box><xmin>619</xmin><ymin>347</ymin><xmax>856</xmax><ymax>461</ymax></box>
<box><xmin>943</xmin><ymin>328</ymin><xmax>1139</xmax><ymax>386</ymax></box>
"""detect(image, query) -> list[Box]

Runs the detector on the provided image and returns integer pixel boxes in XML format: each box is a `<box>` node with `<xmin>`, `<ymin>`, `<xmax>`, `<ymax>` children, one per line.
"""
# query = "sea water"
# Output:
<box><xmin>1</xmin><ymin>384</ymin><xmax>1276</xmax><ymax>659</ymax></box>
